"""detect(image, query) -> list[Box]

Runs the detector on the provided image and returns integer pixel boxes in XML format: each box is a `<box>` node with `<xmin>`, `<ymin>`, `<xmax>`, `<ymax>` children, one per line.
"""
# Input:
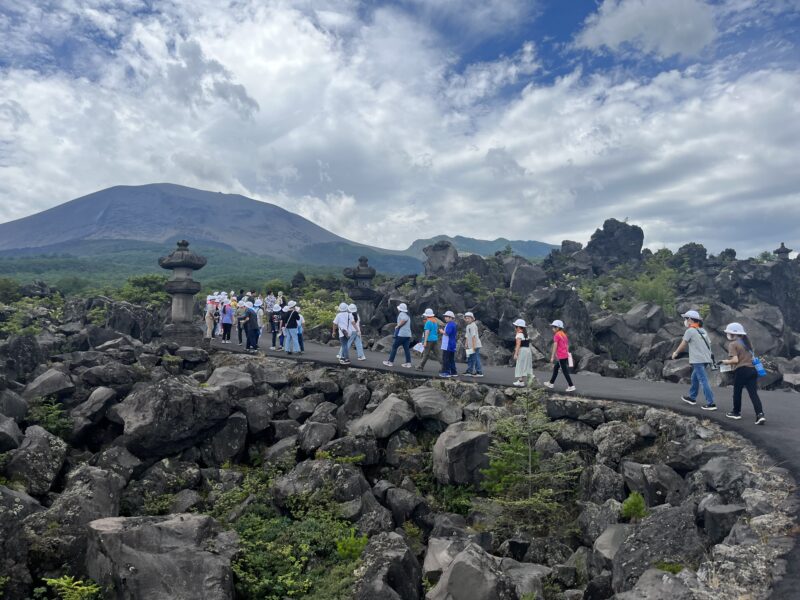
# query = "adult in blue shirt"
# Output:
<box><xmin>383</xmin><ymin>303</ymin><xmax>413</xmax><ymax>368</ymax></box>
<box><xmin>439</xmin><ymin>310</ymin><xmax>458</xmax><ymax>377</ymax></box>
<box><xmin>416</xmin><ymin>308</ymin><xmax>441</xmax><ymax>372</ymax></box>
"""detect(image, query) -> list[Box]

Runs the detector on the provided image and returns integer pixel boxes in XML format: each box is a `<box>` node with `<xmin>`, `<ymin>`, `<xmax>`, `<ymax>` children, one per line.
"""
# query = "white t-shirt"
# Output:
<box><xmin>333</xmin><ymin>312</ymin><xmax>353</xmax><ymax>337</ymax></box>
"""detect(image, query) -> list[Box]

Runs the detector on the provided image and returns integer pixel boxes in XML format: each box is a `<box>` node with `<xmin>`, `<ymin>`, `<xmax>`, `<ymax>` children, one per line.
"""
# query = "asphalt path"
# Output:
<box><xmin>213</xmin><ymin>338</ymin><xmax>799</xmax><ymax>598</ymax></box>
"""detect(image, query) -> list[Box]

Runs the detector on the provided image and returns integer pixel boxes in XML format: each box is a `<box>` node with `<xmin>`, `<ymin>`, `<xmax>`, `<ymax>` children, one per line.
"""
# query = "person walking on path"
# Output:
<box><xmin>204</xmin><ymin>296</ymin><xmax>216</xmax><ymax>339</ymax></box>
<box><xmin>384</xmin><ymin>303</ymin><xmax>413</xmax><ymax>368</ymax></box>
<box><xmin>283</xmin><ymin>301</ymin><xmax>301</xmax><ymax>355</ymax></box>
<box><xmin>269</xmin><ymin>305</ymin><xmax>282</xmax><ymax>350</ymax></box>
<box><xmin>439</xmin><ymin>311</ymin><xmax>458</xmax><ymax>377</ymax></box>
<box><xmin>333</xmin><ymin>302</ymin><xmax>353</xmax><ymax>365</ymax></box>
<box><xmin>671</xmin><ymin>310</ymin><xmax>716</xmax><ymax>410</ymax></box>
<box><xmin>220</xmin><ymin>300</ymin><xmax>234</xmax><ymax>343</ymax></box>
<box><xmin>463</xmin><ymin>312</ymin><xmax>484</xmax><ymax>377</ymax></box>
<box><xmin>512</xmin><ymin>319</ymin><xmax>534</xmax><ymax>387</ymax></box>
<box><xmin>279</xmin><ymin>305</ymin><xmax>290</xmax><ymax>349</ymax></box>
<box><xmin>416</xmin><ymin>308</ymin><xmax>441</xmax><ymax>372</ymax></box>
<box><xmin>265</xmin><ymin>291</ymin><xmax>276</xmax><ymax>314</ymax></box>
<box><xmin>720</xmin><ymin>322</ymin><xmax>766</xmax><ymax>424</ymax></box>
<box><xmin>235</xmin><ymin>300</ymin><xmax>248</xmax><ymax>346</ymax></box>
<box><xmin>544</xmin><ymin>320</ymin><xmax>576</xmax><ymax>392</ymax></box>
<box><xmin>346</xmin><ymin>303</ymin><xmax>367</xmax><ymax>361</ymax></box>
<box><xmin>296</xmin><ymin>306</ymin><xmax>305</xmax><ymax>354</ymax></box>
<box><xmin>242</xmin><ymin>301</ymin><xmax>260</xmax><ymax>352</ymax></box>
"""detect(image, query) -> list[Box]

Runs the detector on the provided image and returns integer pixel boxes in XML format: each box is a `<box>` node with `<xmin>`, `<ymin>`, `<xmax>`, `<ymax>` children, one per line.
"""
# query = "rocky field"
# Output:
<box><xmin>0</xmin><ymin>305</ymin><xmax>797</xmax><ymax>599</ymax></box>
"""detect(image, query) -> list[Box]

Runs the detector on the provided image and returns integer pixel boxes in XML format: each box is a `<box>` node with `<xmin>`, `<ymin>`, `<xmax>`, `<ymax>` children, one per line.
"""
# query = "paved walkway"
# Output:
<box><xmin>213</xmin><ymin>338</ymin><xmax>799</xmax><ymax>597</ymax></box>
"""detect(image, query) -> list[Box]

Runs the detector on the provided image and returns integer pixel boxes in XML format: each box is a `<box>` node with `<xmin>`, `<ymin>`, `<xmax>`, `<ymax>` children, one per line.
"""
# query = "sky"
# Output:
<box><xmin>1</xmin><ymin>0</ymin><xmax>799</xmax><ymax>257</ymax></box>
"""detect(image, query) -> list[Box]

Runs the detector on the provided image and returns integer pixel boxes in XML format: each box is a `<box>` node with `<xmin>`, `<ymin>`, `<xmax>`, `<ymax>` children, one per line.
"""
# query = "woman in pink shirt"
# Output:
<box><xmin>544</xmin><ymin>320</ymin><xmax>576</xmax><ymax>392</ymax></box>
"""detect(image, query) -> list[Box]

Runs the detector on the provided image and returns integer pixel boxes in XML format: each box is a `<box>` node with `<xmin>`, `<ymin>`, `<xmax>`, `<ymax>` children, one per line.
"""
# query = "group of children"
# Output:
<box><xmin>375</xmin><ymin>303</ymin><xmax>576</xmax><ymax>388</ymax></box>
<box><xmin>203</xmin><ymin>289</ymin><xmax>306</xmax><ymax>354</ymax></box>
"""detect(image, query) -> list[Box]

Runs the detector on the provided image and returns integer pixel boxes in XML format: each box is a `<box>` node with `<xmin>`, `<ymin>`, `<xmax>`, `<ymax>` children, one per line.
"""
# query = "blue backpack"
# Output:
<box><xmin>739</xmin><ymin>340</ymin><xmax>767</xmax><ymax>377</ymax></box>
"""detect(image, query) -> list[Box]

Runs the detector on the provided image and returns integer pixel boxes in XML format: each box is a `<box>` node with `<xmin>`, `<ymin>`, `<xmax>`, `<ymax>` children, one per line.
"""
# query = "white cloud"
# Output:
<box><xmin>576</xmin><ymin>0</ymin><xmax>718</xmax><ymax>59</ymax></box>
<box><xmin>0</xmin><ymin>0</ymin><xmax>799</xmax><ymax>258</ymax></box>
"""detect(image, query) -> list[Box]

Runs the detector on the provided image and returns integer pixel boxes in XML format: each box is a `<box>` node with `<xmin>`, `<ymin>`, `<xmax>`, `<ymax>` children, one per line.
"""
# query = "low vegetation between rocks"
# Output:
<box><xmin>0</xmin><ymin>322</ymin><xmax>796</xmax><ymax>600</ymax></box>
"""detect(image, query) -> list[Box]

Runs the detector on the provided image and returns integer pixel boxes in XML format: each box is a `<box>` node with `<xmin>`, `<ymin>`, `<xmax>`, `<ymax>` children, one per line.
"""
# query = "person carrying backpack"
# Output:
<box><xmin>672</xmin><ymin>310</ymin><xmax>716</xmax><ymax>410</ymax></box>
<box><xmin>719</xmin><ymin>322</ymin><xmax>765</xmax><ymax>425</ymax></box>
<box><xmin>332</xmin><ymin>302</ymin><xmax>353</xmax><ymax>365</ymax></box>
<box><xmin>544</xmin><ymin>319</ymin><xmax>575</xmax><ymax>392</ymax></box>
<box><xmin>269</xmin><ymin>305</ymin><xmax>282</xmax><ymax>350</ymax></box>
<box><xmin>346</xmin><ymin>303</ymin><xmax>366</xmax><ymax>361</ymax></box>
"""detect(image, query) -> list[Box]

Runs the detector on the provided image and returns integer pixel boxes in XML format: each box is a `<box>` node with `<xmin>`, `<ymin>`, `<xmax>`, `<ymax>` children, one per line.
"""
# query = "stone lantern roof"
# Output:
<box><xmin>774</xmin><ymin>242</ymin><xmax>792</xmax><ymax>261</ymax></box>
<box><xmin>158</xmin><ymin>240</ymin><xmax>208</xmax><ymax>271</ymax></box>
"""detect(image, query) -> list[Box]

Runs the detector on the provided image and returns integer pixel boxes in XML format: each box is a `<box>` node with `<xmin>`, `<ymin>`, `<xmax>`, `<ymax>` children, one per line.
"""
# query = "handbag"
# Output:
<box><xmin>567</xmin><ymin>353</ymin><xmax>574</xmax><ymax>368</ymax></box>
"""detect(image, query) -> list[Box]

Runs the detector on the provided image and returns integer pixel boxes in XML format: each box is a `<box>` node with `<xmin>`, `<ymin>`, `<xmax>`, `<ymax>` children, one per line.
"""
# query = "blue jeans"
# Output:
<box><xmin>298</xmin><ymin>332</ymin><xmax>305</xmax><ymax>352</ymax></box>
<box><xmin>442</xmin><ymin>350</ymin><xmax>457</xmax><ymax>375</ymax></box>
<box><xmin>284</xmin><ymin>328</ymin><xmax>299</xmax><ymax>353</ymax></box>
<box><xmin>388</xmin><ymin>336</ymin><xmax>411</xmax><ymax>364</ymax></box>
<box><xmin>339</xmin><ymin>335</ymin><xmax>350</xmax><ymax>361</ymax></box>
<box><xmin>689</xmin><ymin>363</ymin><xmax>714</xmax><ymax>404</ymax></box>
<box><xmin>466</xmin><ymin>348</ymin><xmax>483</xmax><ymax>374</ymax></box>
<box><xmin>347</xmin><ymin>333</ymin><xmax>365</xmax><ymax>359</ymax></box>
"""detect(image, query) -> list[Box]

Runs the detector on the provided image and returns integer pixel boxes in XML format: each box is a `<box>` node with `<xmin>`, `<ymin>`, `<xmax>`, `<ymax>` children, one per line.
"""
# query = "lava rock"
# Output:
<box><xmin>354</xmin><ymin>531</ymin><xmax>421</xmax><ymax>600</ymax></box>
<box><xmin>348</xmin><ymin>394</ymin><xmax>415</xmax><ymax>439</ymax></box>
<box><xmin>433</xmin><ymin>423</ymin><xmax>490</xmax><ymax>487</ymax></box>
<box><xmin>5</xmin><ymin>425</ymin><xmax>67</xmax><ymax>495</ymax></box>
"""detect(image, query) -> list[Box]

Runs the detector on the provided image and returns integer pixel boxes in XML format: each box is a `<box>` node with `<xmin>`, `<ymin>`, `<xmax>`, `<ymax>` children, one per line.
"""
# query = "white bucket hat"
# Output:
<box><xmin>282</xmin><ymin>305</ymin><xmax>291</xmax><ymax>312</ymax></box>
<box><xmin>397</xmin><ymin>303</ymin><xmax>408</xmax><ymax>313</ymax></box>
<box><xmin>551</xmin><ymin>320</ymin><xmax>564</xmax><ymax>328</ymax></box>
<box><xmin>513</xmin><ymin>318</ymin><xmax>526</xmax><ymax>328</ymax></box>
<box><xmin>338</xmin><ymin>302</ymin><xmax>349</xmax><ymax>312</ymax></box>
<box><xmin>254</xmin><ymin>299</ymin><xmax>263</xmax><ymax>307</ymax></box>
<box><xmin>682</xmin><ymin>310</ymin><xmax>701</xmax><ymax>321</ymax></box>
<box><xmin>464</xmin><ymin>311</ymin><xmax>474</xmax><ymax>319</ymax></box>
<box><xmin>724</xmin><ymin>322</ymin><xmax>747</xmax><ymax>335</ymax></box>
<box><xmin>348</xmin><ymin>303</ymin><xmax>358</xmax><ymax>313</ymax></box>
<box><xmin>423</xmin><ymin>308</ymin><xmax>435</xmax><ymax>317</ymax></box>
<box><xmin>287</xmin><ymin>300</ymin><xmax>297</xmax><ymax>308</ymax></box>
<box><xmin>273</xmin><ymin>305</ymin><xmax>282</xmax><ymax>312</ymax></box>
<box><xmin>443</xmin><ymin>310</ymin><xmax>455</xmax><ymax>318</ymax></box>
<box><xmin>245</xmin><ymin>301</ymin><xmax>254</xmax><ymax>308</ymax></box>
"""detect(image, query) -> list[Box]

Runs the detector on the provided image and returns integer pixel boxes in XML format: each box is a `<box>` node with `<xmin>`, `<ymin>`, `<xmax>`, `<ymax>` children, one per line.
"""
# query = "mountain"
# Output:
<box><xmin>0</xmin><ymin>183</ymin><xmax>422</xmax><ymax>274</ymax></box>
<box><xmin>403</xmin><ymin>235</ymin><xmax>557</xmax><ymax>260</ymax></box>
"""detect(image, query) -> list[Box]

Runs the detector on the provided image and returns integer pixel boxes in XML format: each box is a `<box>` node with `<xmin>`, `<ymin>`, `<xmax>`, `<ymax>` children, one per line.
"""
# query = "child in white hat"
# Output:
<box><xmin>383</xmin><ymin>303</ymin><xmax>412</xmax><ymax>368</ymax></box>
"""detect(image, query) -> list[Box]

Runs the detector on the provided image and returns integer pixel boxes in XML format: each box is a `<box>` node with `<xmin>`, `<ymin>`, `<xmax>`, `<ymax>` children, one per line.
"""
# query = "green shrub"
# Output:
<box><xmin>142</xmin><ymin>492</ymin><xmax>175</xmax><ymax>516</ymax></box>
<box><xmin>621</xmin><ymin>491</ymin><xmax>648</xmax><ymax>522</ymax></box>
<box><xmin>43</xmin><ymin>575</ymin><xmax>102</xmax><ymax>600</ymax></box>
<box><xmin>335</xmin><ymin>528</ymin><xmax>368</xmax><ymax>561</ymax></box>
<box><xmin>27</xmin><ymin>397</ymin><xmax>72</xmax><ymax>439</ymax></box>
<box><xmin>455</xmin><ymin>270</ymin><xmax>482</xmax><ymax>294</ymax></box>
<box><xmin>114</xmin><ymin>274</ymin><xmax>169</xmax><ymax>306</ymax></box>
<box><xmin>86</xmin><ymin>305</ymin><xmax>108</xmax><ymax>325</ymax></box>
<box><xmin>654</xmin><ymin>561</ymin><xmax>684</xmax><ymax>574</ymax></box>
<box><xmin>0</xmin><ymin>575</ymin><xmax>9</xmax><ymax>596</ymax></box>
<box><xmin>0</xmin><ymin>277</ymin><xmax>21</xmax><ymax>303</ymax></box>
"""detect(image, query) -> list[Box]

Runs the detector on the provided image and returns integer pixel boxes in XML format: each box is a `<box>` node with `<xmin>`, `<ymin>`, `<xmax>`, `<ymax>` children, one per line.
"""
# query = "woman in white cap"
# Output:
<box><xmin>719</xmin><ymin>323</ymin><xmax>765</xmax><ymax>424</ymax></box>
<box><xmin>346</xmin><ymin>303</ymin><xmax>367</xmax><ymax>361</ymax></box>
<box><xmin>439</xmin><ymin>310</ymin><xmax>458</xmax><ymax>377</ymax></box>
<box><xmin>333</xmin><ymin>302</ymin><xmax>354</xmax><ymax>365</ymax></box>
<box><xmin>383</xmin><ymin>302</ymin><xmax>413</xmax><ymax>368</ymax></box>
<box><xmin>220</xmin><ymin>298</ymin><xmax>234</xmax><ymax>343</ymax></box>
<box><xmin>545</xmin><ymin>320</ymin><xmax>576</xmax><ymax>392</ymax></box>
<box><xmin>512</xmin><ymin>319</ymin><xmax>534</xmax><ymax>387</ymax></box>
<box><xmin>416</xmin><ymin>308</ymin><xmax>441</xmax><ymax>372</ymax></box>
<box><xmin>671</xmin><ymin>310</ymin><xmax>715</xmax><ymax>410</ymax></box>
<box><xmin>463</xmin><ymin>312</ymin><xmax>483</xmax><ymax>377</ymax></box>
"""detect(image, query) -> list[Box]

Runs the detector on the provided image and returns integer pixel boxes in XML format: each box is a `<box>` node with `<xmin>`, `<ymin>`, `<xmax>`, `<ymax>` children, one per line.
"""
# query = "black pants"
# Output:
<box><xmin>733</xmin><ymin>367</ymin><xmax>763</xmax><ymax>415</ymax></box>
<box><xmin>550</xmin><ymin>358</ymin><xmax>574</xmax><ymax>386</ymax></box>
<box><xmin>222</xmin><ymin>323</ymin><xmax>232</xmax><ymax>341</ymax></box>
<box><xmin>298</xmin><ymin>332</ymin><xmax>305</xmax><ymax>352</ymax></box>
<box><xmin>237</xmin><ymin>324</ymin><xmax>244</xmax><ymax>344</ymax></box>
<box><xmin>272</xmin><ymin>328</ymin><xmax>279</xmax><ymax>348</ymax></box>
<box><xmin>245</xmin><ymin>328</ymin><xmax>259</xmax><ymax>350</ymax></box>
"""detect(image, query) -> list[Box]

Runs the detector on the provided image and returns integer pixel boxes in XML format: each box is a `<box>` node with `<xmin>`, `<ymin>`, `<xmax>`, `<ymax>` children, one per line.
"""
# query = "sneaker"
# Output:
<box><xmin>269</xmin><ymin>346</ymin><xmax>275</xmax><ymax>350</ymax></box>
<box><xmin>339</xmin><ymin>359</ymin><xmax>351</xmax><ymax>365</ymax></box>
<box><xmin>725</xmin><ymin>412</ymin><xmax>742</xmax><ymax>420</ymax></box>
<box><xmin>755</xmin><ymin>413</ymin><xmax>766</xmax><ymax>425</ymax></box>
<box><xmin>438</xmin><ymin>372</ymin><xmax>451</xmax><ymax>378</ymax></box>
<box><xmin>473</xmin><ymin>373</ymin><xmax>484</xmax><ymax>378</ymax></box>
<box><xmin>463</xmin><ymin>372</ymin><xmax>474</xmax><ymax>377</ymax></box>
<box><xmin>382</xmin><ymin>361</ymin><xmax>394</xmax><ymax>367</ymax></box>
<box><xmin>512</xmin><ymin>380</ymin><xmax>525</xmax><ymax>387</ymax></box>
<box><xmin>543</xmin><ymin>382</ymin><xmax>554</xmax><ymax>389</ymax></box>
<box><xmin>401</xmin><ymin>363</ymin><xmax>413</xmax><ymax>368</ymax></box>
<box><xmin>566</xmin><ymin>386</ymin><xmax>576</xmax><ymax>392</ymax></box>
<box><xmin>701</xmin><ymin>404</ymin><xmax>717</xmax><ymax>411</ymax></box>
<box><xmin>358</xmin><ymin>356</ymin><xmax>367</xmax><ymax>361</ymax></box>
<box><xmin>336</xmin><ymin>354</ymin><xmax>341</xmax><ymax>359</ymax></box>
<box><xmin>681</xmin><ymin>395</ymin><xmax>697</xmax><ymax>405</ymax></box>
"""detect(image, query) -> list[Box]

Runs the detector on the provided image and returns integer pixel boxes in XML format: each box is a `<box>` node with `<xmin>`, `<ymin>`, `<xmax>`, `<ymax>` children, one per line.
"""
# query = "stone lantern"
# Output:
<box><xmin>774</xmin><ymin>242</ymin><xmax>792</xmax><ymax>261</ymax></box>
<box><xmin>343</xmin><ymin>256</ymin><xmax>380</xmax><ymax>324</ymax></box>
<box><xmin>159</xmin><ymin>240</ymin><xmax>207</xmax><ymax>347</ymax></box>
